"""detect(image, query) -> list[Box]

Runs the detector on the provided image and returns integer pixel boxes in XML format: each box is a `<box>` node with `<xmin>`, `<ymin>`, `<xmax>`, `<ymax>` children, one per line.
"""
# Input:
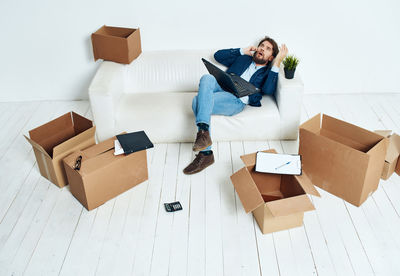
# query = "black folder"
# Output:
<box><xmin>116</xmin><ymin>131</ymin><xmax>154</xmax><ymax>155</ymax></box>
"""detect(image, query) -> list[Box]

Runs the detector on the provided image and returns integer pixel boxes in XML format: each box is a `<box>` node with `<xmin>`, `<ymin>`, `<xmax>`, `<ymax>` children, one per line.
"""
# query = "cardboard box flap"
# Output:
<box><xmin>374</xmin><ymin>130</ymin><xmax>392</xmax><ymax>138</ymax></box>
<box><xmin>71</xmin><ymin>112</ymin><xmax>93</xmax><ymax>134</ymax></box>
<box><xmin>53</xmin><ymin>127</ymin><xmax>96</xmax><ymax>157</ymax></box>
<box><xmin>80</xmin><ymin>149</ymin><xmax>121</xmax><ymax>176</ymax></box>
<box><xmin>266</xmin><ymin>194</ymin><xmax>315</xmax><ymax>217</ymax></box>
<box><xmin>299</xmin><ymin>113</ymin><xmax>321</xmax><ymax>133</ymax></box>
<box><xmin>24</xmin><ymin>135</ymin><xmax>51</xmax><ymax>158</ymax></box>
<box><xmin>322</xmin><ymin>114</ymin><xmax>383</xmax><ymax>149</ymax></box>
<box><xmin>294</xmin><ymin>172</ymin><xmax>321</xmax><ymax>197</ymax></box>
<box><xmin>63</xmin><ymin>145</ymin><xmax>117</xmax><ymax>176</ymax></box>
<box><xmin>230</xmin><ymin>167</ymin><xmax>264</xmax><ymax>213</ymax></box>
<box><xmin>82</xmin><ymin>136</ymin><xmax>115</xmax><ymax>158</ymax></box>
<box><xmin>240</xmin><ymin>149</ymin><xmax>277</xmax><ymax>167</ymax></box>
<box><xmin>29</xmin><ymin>112</ymin><xmax>73</xmax><ymax>143</ymax></box>
<box><xmin>396</xmin><ymin>157</ymin><xmax>400</xmax><ymax>175</ymax></box>
<box><xmin>96</xmin><ymin>25</ymin><xmax>136</xmax><ymax>38</ymax></box>
<box><xmin>385</xmin><ymin>134</ymin><xmax>400</xmax><ymax>163</ymax></box>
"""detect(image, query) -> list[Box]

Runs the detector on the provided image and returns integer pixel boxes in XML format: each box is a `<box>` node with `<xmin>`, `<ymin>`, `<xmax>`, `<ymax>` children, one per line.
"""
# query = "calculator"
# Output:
<box><xmin>164</xmin><ymin>201</ymin><xmax>183</xmax><ymax>212</ymax></box>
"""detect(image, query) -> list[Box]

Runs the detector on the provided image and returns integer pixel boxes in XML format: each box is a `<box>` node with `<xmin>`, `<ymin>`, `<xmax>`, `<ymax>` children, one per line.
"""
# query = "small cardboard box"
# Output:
<box><xmin>24</xmin><ymin>112</ymin><xmax>96</xmax><ymax>188</ymax></box>
<box><xmin>63</xmin><ymin>136</ymin><xmax>148</xmax><ymax>210</ymax></box>
<box><xmin>91</xmin><ymin>25</ymin><xmax>142</xmax><ymax>64</ymax></box>
<box><xmin>374</xmin><ymin>130</ymin><xmax>400</xmax><ymax>180</ymax></box>
<box><xmin>299</xmin><ymin>114</ymin><xmax>388</xmax><ymax>207</ymax></box>
<box><xmin>230</xmin><ymin>149</ymin><xmax>320</xmax><ymax>234</ymax></box>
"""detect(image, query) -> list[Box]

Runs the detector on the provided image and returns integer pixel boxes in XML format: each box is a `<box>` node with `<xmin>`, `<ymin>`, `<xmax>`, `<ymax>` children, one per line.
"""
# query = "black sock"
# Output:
<box><xmin>200</xmin><ymin>150</ymin><xmax>213</xmax><ymax>156</ymax></box>
<box><xmin>197</xmin><ymin>123</ymin><xmax>209</xmax><ymax>131</ymax></box>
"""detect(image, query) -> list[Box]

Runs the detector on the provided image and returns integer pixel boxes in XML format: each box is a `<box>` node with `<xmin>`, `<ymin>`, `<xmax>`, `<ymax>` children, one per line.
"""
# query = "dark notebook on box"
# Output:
<box><xmin>116</xmin><ymin>131</ymin><xmax>154</xmax><ymax>155</ymax></box>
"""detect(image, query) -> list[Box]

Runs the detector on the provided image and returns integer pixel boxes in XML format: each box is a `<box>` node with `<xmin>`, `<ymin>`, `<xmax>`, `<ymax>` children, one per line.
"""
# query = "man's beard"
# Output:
<box><xmin>252</xmin><ymin>51</ymin><xmax>268</xmax><ymax>64</ymax></box>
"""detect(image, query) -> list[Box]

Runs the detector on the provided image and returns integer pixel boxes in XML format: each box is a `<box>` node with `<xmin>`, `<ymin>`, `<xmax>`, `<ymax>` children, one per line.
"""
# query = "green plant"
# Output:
<box><xmin>282</xmin><ymin>55</ymin><xmax>299</xmax><ymax>70</ymax></box>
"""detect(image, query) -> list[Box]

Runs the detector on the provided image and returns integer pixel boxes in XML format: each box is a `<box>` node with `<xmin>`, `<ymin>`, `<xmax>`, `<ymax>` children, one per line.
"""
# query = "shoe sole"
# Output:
<box><xmin>192</xmin><ymin>142</ymin><xmax>212</xmax><ymax>152</ymax></box>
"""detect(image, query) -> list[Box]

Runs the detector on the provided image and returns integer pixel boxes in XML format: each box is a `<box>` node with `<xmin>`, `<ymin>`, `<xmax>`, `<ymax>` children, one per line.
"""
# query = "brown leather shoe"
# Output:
<box><xmin>192</xmin><ymin>130</ymin><xmax>212</xmax><ymax>152</ymax></box>
<box><xmin>183</xmin><ymin>152</ymin><xmax>215</xmax><ymax>175</ymax></box>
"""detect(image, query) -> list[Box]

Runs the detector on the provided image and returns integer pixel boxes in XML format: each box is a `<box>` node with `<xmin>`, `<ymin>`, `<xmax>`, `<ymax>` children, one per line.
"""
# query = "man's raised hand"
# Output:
<box><xmin>273</xmin><ymin>44</ymin><xmax>289</xmax><ymax>67</ymax></box>
<box><xmin>243</xmin><ymin>46</ymin><xmax>257</xmax><ymax>56</ymax></box>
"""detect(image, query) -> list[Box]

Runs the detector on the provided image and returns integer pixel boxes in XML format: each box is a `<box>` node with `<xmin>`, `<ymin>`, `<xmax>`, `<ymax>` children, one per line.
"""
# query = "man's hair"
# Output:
<box><xmin>258</xmin><ymin>36</ymin><xmax>279</xmax><ymax>58</ymax></box>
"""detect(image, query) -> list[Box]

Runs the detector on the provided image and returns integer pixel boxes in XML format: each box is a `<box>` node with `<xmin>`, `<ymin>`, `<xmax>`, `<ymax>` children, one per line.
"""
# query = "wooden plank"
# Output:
<box><xmin>268</xmin><ymin>140</ymin><xmax>307</xmax><ymax>276</ymax></box>
<box><xmin>23</xmin><ymin>189</ymin><xmax>83</xmax><ymax>275</ymax></box>
<box><xmin>5</xmin><ymin>183</ymin><xmax>62</xmax><ymax>275</ymax></box>
<box><xmin>231</xmin><ymin>141</ymin><xmax>261</xmax><ymax>276</ymax></box>
<box><xmin>243</xmin><ymin>141</ymin><xmax>280</xmax><ymax>276</ymax></box>
<box><xmin>167</xmin><ymin>143</ymin><xmax>193</xmax><ymax>276</ymax></box>
<box><xmin>0</xmin><ymin>102</ymin><xmax>40</xmax><ymax>160</ymax></box>
<box><xmin>130</xmin><ymin>143</ymin><xmax>168</xmax><ymax>275</ymax></box>
<box><xmin>218</xmin><ymin>141</ymin><xmax>241</xmax><ymax>276</ymax></box>
<box><xmin>186</xmin><ymin>152</ymin><xmax>206</xmax><ymax>276</ymax></box>
<box><xmin>279</xmin><ymin>140</ymin><xmax>320</xmax><ymax>276</ymax></box>
<box><xmin>0</xmin><ymin>177</ymin><xmax>49</xmax><ymax>275</ymax></box>
<box><xmin>204</xmin><ymin>142</ymin><xmax>224</xmax><ymax>276</ymax></box>
<box><xmin>149</xmin><ymin>143</ymin><xmax>181</xmax><ymax>276</ymax></box>
<box><xmin>58</xmin><ymin>207</ymin><xmax>97</xmax><ymax>276</ymax></box>
<box><xmin>109</xmin><ymin>147</ymin><xmax>155</xmax><ymax>276</ymax></box>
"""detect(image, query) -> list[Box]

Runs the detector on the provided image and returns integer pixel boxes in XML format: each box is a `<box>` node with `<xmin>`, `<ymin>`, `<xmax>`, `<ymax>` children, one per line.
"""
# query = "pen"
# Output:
<box><xmin>275</xmin><ymin>161</ymin><xmax>291</xmax><ymax>170</ymax></box>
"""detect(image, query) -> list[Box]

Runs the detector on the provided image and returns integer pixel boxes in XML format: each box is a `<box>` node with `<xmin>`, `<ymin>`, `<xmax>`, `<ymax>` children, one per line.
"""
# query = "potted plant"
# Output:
<box><xmin>282</xmin><ymin>55</ymin><xmax>299</xmax><ymax>79</ymax></box>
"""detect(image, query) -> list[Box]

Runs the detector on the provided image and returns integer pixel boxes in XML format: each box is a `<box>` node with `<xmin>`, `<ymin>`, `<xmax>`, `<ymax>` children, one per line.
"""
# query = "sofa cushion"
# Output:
<box><xmin>114</xmin><ymin>92</ymin><xmax>281</xmax><ymax>143</ymax></box>
<box><xmin>125</xmin><ymin>50</ymin><xmax>221</xmax><ymax>94</ymax></box>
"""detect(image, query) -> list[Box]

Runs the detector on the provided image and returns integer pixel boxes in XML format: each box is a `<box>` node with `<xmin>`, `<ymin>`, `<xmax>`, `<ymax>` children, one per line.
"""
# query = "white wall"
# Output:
<box><xmin>1</xmin><ymin>0</ymin><xmax>399</xmax><ymax>101</ymax></box>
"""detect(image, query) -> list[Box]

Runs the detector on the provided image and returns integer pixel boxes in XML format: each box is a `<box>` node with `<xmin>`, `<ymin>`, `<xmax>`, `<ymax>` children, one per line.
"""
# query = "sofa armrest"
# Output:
<box><xmin>88</xmin><ymin>61</ymin><xmax>126</xmax><ymax>141</ymax></box>
<box><xmin>275</xmin><ymin>68</ymin><xmax>304</xmax><ymax>139</ymax></box>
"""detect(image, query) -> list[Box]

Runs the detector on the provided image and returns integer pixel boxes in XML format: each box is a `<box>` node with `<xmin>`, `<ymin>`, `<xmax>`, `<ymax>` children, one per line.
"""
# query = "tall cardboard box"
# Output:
<box><xmin>24</xmin><ymin>112</ymin><xmax>96</xmax><ymax>188</ymax></box>
<box><xmin>63</xmin><ymin>136</ymin><xmax>148</xmax><ymax>210</ymax></box>
<box><xmin>299</xmin><ymin>114</ymin><xmax>388</xmax><ymax>207</ymax></box>
<box><xmin>91</xmin><ymin>25</ymin><xmax>142</xmax><ymax>64</ymax></box>
<box><xmin>230</xmin><ymin>149</ymin><xmax>320</xmax><ymax>234</ymax></box>
<box><xmin>374</xmin><ymin>130</ymin><xmax>400</xmax><ymax>180</ymax></box>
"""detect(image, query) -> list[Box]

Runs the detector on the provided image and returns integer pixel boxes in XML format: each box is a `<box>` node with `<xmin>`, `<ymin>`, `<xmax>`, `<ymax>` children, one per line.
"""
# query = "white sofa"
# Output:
<box><xmin>88</xmin><ymin>50</ymin><xmax>304</xmax><ymax>143</ymax></box>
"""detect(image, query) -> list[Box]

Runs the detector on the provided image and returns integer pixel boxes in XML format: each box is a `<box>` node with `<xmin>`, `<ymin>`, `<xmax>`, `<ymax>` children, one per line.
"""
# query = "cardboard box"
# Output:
<box><xmin>299</xmin><ymin>114</ymin><xmax>388</xmax><ymax>207</ymax></box>
<box><xmin>396</xmin><ymin>156</ymin><xmax>400</xmax><ymax>175</ymax></box>
<box><xmin>24</xmin><ymin>112</ymin><xmax>95</xmax><ymax>188</ymax></box>
<box><xmin>374</xmin><ymin>130</ymin><xmax>400</xmax><ymax>180</ymax></box>
<box><xmin>230</xmin><ymin>149</ymin><xmax>320</xmax><ymax>234</ymax></box>
<box><xmin>91</xmin><ymin>25</ymin><xmax>142</xmax><ymax>64</ymax></box>
<box><xmin>63</xmin><ymin>136</ymin><xmax>148</xmax><ymax>210</ymax></box>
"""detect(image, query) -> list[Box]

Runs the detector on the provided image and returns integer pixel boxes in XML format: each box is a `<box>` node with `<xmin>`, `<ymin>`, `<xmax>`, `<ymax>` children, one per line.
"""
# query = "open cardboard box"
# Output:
<box><xmin>63</xmin><ymin>135</ymin><xmax>148</xmax><ymax>211</ymax></box>
<box><xmin>374</xmin><ymin>130</ymin><xmax>400</xmax><ymax>180</ymax></box>
<box><xmin>91</xmin><ymin>25</ymin><xmax>142</xmax><ymax>64</ymax></box>
<box><xmin>230</xmin><ymin>149</ymin><xmax>320</xmax><ymax>234</ymax></box>
<box><xmin>24</xmin><ymin>112</ymin><xmax>96</xmax><ymax>188</ymax></box>
<box><xmin>299</xmin><ymin>114</ymin><xmax>388</xmax><ymax>207</ymax></box>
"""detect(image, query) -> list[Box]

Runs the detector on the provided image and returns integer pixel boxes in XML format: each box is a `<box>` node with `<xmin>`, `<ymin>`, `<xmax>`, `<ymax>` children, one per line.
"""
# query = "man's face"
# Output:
<box><xmin>253</xmin><ymin>40</ymin><xmax>274</xmax><ymax>65</ymax></box>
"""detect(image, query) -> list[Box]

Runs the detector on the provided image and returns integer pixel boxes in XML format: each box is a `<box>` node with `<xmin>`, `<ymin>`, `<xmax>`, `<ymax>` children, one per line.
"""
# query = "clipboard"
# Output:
<box><xmin>116</xmin><ymin>131</ymin><xmax>154</xmax><ymax>155</ymax></box>
<box><xmin>255</xmin><ymin>152</ymin><xmax>302</xmax><ymax>175</ymax></box>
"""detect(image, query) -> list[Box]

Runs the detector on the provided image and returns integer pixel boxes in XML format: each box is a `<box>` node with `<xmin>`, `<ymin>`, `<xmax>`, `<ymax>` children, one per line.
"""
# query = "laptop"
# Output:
<box><xmin>201</xmin><ymin>58</ymin><xmax>260</xmax><ymax>98</ymax></box>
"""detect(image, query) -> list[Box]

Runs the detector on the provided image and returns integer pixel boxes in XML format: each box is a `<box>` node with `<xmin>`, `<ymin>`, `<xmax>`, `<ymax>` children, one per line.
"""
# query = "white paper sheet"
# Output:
<box><xmin>255</xmin><ymin>152</ymin><xmax>301</xmax><ymax>175</ymax></box>
<box><xmin>114</xmin><ymin>139</ymin><xmax>124</xmax><ymax>155</ymax></box>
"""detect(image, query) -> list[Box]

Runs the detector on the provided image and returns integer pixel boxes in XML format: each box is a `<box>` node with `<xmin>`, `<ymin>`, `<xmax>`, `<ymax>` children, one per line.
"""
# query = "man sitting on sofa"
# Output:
<box><xmin>183</xmin><ymin>36</ymin><xmax>288</xmax><ymax>175</ymax></box>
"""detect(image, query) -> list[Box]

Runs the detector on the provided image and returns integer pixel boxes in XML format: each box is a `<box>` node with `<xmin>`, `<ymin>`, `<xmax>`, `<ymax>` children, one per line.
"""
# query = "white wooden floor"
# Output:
<box><xmin>1</xmin><ymin>94</ymin><xmax>400</xmax><ymax>276</ymax></box>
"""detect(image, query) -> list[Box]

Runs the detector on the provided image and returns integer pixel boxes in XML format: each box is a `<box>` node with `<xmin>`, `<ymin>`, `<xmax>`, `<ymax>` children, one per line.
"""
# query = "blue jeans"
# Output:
<box><xmin>192</xmin><ymin>74</ymin><xmax>245</xmax><ymax>151</ymax></box>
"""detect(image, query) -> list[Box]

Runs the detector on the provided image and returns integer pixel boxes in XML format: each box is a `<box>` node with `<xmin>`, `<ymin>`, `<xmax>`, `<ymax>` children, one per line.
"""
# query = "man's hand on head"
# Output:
<box><xmin>273</xmin><ymin>44</ymin><xmax>288</xmax><ymax>67</ymax></box>
<box><xmin>243</xmin><ymin>46</ymin><xmax>257</xmax><ymax>56</ymax></box>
